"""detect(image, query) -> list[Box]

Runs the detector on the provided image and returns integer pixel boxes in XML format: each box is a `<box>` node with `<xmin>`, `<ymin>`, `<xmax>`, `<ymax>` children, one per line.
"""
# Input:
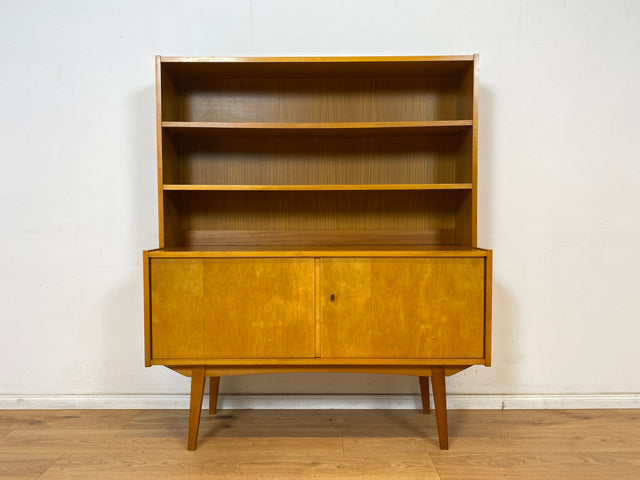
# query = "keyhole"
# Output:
<box><xmin>330</xmin><ymin>293</ymin><xmax>335</xmax><ymax>302</ymax></box>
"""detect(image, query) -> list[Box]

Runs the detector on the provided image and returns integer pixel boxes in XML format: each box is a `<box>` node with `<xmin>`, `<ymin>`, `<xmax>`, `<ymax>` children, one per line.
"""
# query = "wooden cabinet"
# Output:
<box><xmin>144</xmin><ymin>55</ymin><xmax>492</xmax><ymax>451</ymax></box>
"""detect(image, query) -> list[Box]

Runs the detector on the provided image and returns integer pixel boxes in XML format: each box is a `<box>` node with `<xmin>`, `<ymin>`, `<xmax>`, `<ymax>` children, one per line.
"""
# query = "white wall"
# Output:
<box><xmin>1</xmin><ymin>0</ymin><xmax>639</xmax><ymax>401</ymax></box>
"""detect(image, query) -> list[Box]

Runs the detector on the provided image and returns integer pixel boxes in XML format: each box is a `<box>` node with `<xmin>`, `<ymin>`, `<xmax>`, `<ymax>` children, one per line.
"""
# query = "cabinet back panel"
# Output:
<box><xmin>163</xmin><ymin>75</ymin><xmax>471</xmax><ymax>122</ymax></box>
<box><xmin>163</xmin><ymin>132</ymin><xmax>469</xmax><ymax>185</ymax></box>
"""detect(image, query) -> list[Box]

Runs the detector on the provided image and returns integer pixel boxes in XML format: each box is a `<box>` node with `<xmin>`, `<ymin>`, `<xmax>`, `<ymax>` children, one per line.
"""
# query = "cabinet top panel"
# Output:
<box><xmin>147</xmin><ymin>245</ymin><xmax>489</xmax><ymax>258</ymax></box>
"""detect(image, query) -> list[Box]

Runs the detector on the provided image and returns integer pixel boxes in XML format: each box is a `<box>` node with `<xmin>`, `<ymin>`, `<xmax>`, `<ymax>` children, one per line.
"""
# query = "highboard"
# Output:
<box><xmin>143</xmin><ymin>55</ymin><xmax>492</xmax><ymax>450</ymax></box>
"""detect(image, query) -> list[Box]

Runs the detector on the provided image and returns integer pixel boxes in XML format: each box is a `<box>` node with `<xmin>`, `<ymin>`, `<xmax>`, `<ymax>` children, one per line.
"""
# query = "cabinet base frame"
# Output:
<box><xmin>178</xmin><ymin>364</ymin><xmax>464</xmax><ymax>451</ymax></box>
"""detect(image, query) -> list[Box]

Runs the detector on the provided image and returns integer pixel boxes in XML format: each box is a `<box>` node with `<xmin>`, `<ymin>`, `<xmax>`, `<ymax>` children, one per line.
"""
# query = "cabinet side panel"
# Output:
<box><xmin>455</xmin><ymin>190</ymin><xmax>473</xmax><ymax>246</ymax></box>
<box><xmin>143</xmin><ymin>251</ymin><xmax>151</xmax><ymax>367</ymax></box>
<box><xmin>484</xmin><ymin>249</ymin><xmax>493</xmax><ymax>366</ymax></box>
<box><xmin>456</xmin><ymin>62</ymin><xmax>475</xmax><ymax>122</ymax></box>
<box><xmin>162</xmin><ymin>193</ymin><xmax>184</xmax><ymax>247</ymax></box>
<box><xmin>150</xmin><ymin>258</ymin><xmax>315</xmax><ymax>359</ymax></box>
<box><xmin>155</xmin><ymin>56</ymin><xmax>165</xmax><ymax>247</ymax></box>
<box><xmin>471</xmin><ymin>54</ymin><xmax>479</xmax><ymax>247</ymax></box>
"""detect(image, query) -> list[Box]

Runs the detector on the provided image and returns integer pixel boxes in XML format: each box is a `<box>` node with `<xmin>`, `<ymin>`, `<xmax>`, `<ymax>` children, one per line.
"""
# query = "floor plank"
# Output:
<box><xmin>0</xmin><ymin>429</ymin><xmax>344</xmax><ymax>454</ymax></box>
<box><xmin>0</xmin><ymin>410</ymin><xmax>138</xmax><ymax>430</ymax></box>
<box><xmin>430</xmin><ymin>452</ymin><xmax>640</xmax><ymax>480</ymax></box>
<box><xmin>38</xmin><ymin>451</ymin><xmax>440</xmax><ymax>480</ymax></box>
<box><xmin>444</xmin><ymin>409</ymin><xmax>640</xmax><ymax>452</ymax></box>
<box><xmin>0</xmin><ymin>453</ymin><xmax>61</xmax><ymax>480</ymax></box>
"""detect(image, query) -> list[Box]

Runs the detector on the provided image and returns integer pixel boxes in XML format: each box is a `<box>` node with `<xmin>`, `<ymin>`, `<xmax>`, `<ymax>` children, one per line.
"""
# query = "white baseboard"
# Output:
<box><xmin>1</xmin><ymin>393</ymin><xmax>639</xmax><ymax>410</ymax></box>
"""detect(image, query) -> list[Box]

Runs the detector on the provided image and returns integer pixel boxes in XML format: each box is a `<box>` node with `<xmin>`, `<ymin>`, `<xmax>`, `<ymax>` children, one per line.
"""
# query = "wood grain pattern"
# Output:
<box><xmin>150</xmin><ymin>258</ymin><xmax>315</xmax><ymax>359</ymax></box>
<box><xmin>319</xmin><ymin>258</ymin><xmax>485</xmax><ymax>358</ymax></box>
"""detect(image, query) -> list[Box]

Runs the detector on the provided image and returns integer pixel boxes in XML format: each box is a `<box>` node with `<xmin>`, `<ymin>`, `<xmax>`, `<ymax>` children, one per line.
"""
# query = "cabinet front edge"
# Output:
<box><xmin>158</xmin><ymin>55</ymin><xmax>476</xmax><ymax>63</ymax></box>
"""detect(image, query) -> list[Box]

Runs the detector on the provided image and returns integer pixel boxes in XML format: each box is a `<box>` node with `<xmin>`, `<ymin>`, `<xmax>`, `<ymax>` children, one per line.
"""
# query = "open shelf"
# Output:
<box><xmin>159</xmin><ymin>59</ymin><xmax>475</xmax><ymax>123</ymax></box>
<box><xmin>161</xmin><ymin>128</ymin><xmax>473</xmax><ymax>186</ymax></box>
<box><xmin>161</xmin><ymin>189</ymin><xmax>472</xmax><ymax>246</ymax></box>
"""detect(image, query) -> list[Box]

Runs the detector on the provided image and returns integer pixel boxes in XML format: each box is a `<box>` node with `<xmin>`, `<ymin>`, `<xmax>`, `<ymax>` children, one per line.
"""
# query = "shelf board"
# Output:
<box><xmin>148</xmin><ymin>244</ymin><xmax>489</xmax><ymax>258</ymax></box>
<box><xmin>161</xmin><ymin>120</ymin><xmax>472</xmax><ymax>136</ymax></box>
<box><xmin>163</xmin><ymin>183</ymin><xmax>473</xmax><ymax>192</ymax></box>
<box><xmin>159</xmin><ymin>56</ymin><xmax>476</xmax><ymax>77</ymax></box>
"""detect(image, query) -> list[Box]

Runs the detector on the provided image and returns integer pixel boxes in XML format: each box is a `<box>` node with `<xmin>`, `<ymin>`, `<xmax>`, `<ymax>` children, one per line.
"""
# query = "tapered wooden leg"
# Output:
<box><xmin>418</xmin><ymin>376</ymin><xmax>431</xmax><ymax>414</ymax></box>
<box><xmin>187</xmin><ymin>366</ymin><xmax>206</xmax><ymax>451</ymax></box>
<box><xmin>209</xmin><ymin>376</ymin><xmax>220</xmax><ymax>414</ymax></box>
<box><xmin>431</xmin><ymin>366</ymin><xmax>449</xmax><ymax>450</ymax></box>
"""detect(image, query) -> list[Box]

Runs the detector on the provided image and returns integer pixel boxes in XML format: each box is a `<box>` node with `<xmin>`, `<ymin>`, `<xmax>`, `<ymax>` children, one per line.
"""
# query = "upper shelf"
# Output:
<box><xmin>159</xmin><ymin>55</ymin><xmax>476</xmax><ymax>77</ymax></box>
<box><xmin>161</xmin><ymin>120</ymin><xmax>472</xmax><ymax>136</ymax></box>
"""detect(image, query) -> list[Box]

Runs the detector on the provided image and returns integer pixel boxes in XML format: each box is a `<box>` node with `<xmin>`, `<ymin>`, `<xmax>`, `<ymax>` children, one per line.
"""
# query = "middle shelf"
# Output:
<box><xmin>163</xmin><ymin>183</ymin><xmax>472</xmax><ymax>191</ymax></box>
<box><xmin>161</xmin><ymin>120</ymin><xmax>472</xmax><ymax>135</ymax></box>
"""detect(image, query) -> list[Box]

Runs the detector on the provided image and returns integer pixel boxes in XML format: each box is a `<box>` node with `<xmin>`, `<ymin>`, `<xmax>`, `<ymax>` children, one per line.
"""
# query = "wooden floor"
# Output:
<box><xmin>0</xmin><ymin>408</ymin><xmax>639</xmax><ymax>479</ymax></box>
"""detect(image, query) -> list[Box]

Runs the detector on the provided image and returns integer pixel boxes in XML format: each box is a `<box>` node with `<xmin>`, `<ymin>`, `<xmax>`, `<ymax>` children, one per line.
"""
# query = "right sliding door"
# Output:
<box><xmin>319</xmin><ymin>258</ymin><xmax>486</xmax><ymax>359</ymax></box>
